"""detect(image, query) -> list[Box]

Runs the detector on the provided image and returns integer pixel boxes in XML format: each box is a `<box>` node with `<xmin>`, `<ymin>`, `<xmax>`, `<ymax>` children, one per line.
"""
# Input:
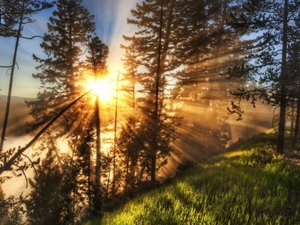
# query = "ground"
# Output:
<box><xmin>85</xmin><ymin>132</ymin><xmax>300</xmax><ymax>225</ymax></box>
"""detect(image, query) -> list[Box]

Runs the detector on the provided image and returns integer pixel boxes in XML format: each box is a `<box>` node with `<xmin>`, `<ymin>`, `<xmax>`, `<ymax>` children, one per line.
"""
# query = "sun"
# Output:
<box><xmin>87</xmin><ymin>78</ymin><xmax>115</xmax><ymax>103</ymax></box>
<box><xmin>80</xmin><ymin>72</ymin><xmax>116</xmax><ymax>105</ymax></box>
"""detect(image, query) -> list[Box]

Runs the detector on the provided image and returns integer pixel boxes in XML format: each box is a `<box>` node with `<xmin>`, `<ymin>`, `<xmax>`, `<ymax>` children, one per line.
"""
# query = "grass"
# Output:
<box><xmin>85</xmin><ymin>133</ymin><xmax>300</xmax><ymax>225</ymax></box>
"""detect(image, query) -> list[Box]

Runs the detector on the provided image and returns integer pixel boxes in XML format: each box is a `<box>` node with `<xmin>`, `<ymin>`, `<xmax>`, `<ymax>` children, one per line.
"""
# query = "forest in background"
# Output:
<box><xmin>0</xmin><ymin>0</ymin><xmax>300</xmax><ymax>224</ymax></box>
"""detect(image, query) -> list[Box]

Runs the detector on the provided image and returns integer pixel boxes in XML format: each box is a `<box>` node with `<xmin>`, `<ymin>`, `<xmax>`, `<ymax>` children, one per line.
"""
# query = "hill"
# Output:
<box><xmin>85</xmin><ymin>133</ymin><xmax>300</xmax><ymax>225</ymax></box>
<box><xmin>0</xmin><ymin>95</ymin><xmax>34</xmax><ymax>136</ymax></box>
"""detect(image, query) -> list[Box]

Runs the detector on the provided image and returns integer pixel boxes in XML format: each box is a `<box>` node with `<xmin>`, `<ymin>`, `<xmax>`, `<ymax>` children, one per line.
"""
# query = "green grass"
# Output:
<box><xmin>85</xmin><ymin>134</ymin><xmax>300</xmax><ymax>225</ymax></box>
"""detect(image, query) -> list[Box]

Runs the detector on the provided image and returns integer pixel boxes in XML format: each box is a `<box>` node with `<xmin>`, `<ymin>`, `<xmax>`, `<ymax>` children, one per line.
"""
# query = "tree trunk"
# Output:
<box><xmin>112</xmin><ymin>72</ymin><xmax>120</xmax><ymax>195</ymax></box>
<box><xmin>90</xmin><ymin>41</ymin><xmax>102</xmax><ymax>214</ymax></box>
<box><xmin>290</xmin><ymin>101</ymin><xmax>295</xmax><ymax>139</ymax></box>
<box><xmin>125</xmin><ymin>152</ymin><xmax>130</xmax><ymax>192</ymax></box>
<box><xmin>94</xmin><ymin>96</ymin><xmax>101</xmax><ymax>214</ymax></box>
<box><xmin>87</xmin><ymin>147</ymin><xmax>92</xmax><ymax>216</ymax></box>
<box><xmin>293</xmin><ymin>94</ymin><xmax>300</xmax><ymax>147</ymax></box>
<box><xmin>151</xmin><ymin>0</ymin><xmax>164</xmax><ymax>184</ymax></box>
<box><xmin>106</xmin><ymin>162</ymin><xmax>111</xmax><ymax>195</ymax></box>
<box><xmin>132</xmin><ymin>72</ymin><xmax>136</xmax><ymax>109</ymax></box>
<box><xmin>0</xmin><ymin>0</ymin><xmax>25</xmax><ymax>153</ymax></box>
<box><xmin>277</xmin><ymin>0</ymin><xmax>289</xmax><ymax>154</ymax></box>
<box><xmin>0</xmin><ymin>91</ymin><xmax>91</xmax><ymax>175</ymax></box>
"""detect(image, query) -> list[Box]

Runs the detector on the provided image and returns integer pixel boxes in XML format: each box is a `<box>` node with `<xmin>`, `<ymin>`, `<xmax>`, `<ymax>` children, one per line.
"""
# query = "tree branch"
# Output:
<box><xmin>0</xmin><ymin>90</ymin><xmax>91</xmax><ymax>175</ymax></box>
<box><xmin>21</xmin><ymin>35</ymin><xmax>43</xmax><ymax>40</ymax></box>
<box><xmin>21</xmin><ymin>153</ymin><xmax>38</xmax><ymax>174</ymax></box>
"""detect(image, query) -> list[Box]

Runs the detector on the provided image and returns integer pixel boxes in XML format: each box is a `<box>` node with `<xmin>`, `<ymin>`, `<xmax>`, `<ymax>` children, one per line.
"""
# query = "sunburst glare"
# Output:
<box><xmin>78</xmin><ymin>70</ymin><xmax>117</xmax><ymax>105</ymax></box>
<box><xmin>86</xmin><ymin>77</ymin><xmax>116</xmax><ymax>103</ymax></box>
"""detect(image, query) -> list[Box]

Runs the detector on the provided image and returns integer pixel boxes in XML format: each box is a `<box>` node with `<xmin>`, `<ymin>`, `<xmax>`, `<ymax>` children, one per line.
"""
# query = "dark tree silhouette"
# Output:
<box><xmin>0</xmin><ymin>0</ymin><xmax>53</xmax><ymax>153</ymax></box>
<box><xmin>84</xmin><ymin>36</ymin><xmax>108</xmax><ymax>216</ymax></box>
<box><xmin>27</xmin><ymin>0</ymin><xmax>95</xmax><ymax>134</ymax></box>
<box><xmin>23</xmin><ymin>0</ymin><xmax>110</xmax><ymax>220</ymax></box>
<box><xmin>287</xmin><ymin>11</ymin><xmax>300</xmax><ymax>146</ymax></box>
<box><xmin>228</xmin><ymin>0</ymin><xmax>297</xmax><ymax>153</ymax></box>
<box><xmin>122</xmin><ymin>0</ymin><xmax>185</xmax><ymax>183</ymax></box>
<box><xmin>26</xmin><ymin>141</ymin><xmax>78</xmax><ymax>225</ymax></box>
<box><xmin>0</xmin><ymin>0</ymin><xmax>17</xmax><ymax>36</ymax></box>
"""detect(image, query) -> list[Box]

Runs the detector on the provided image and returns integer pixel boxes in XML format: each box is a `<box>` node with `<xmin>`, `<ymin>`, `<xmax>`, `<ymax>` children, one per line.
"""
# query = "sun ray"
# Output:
<box><xmin>86</xmin><ymin>77</ymin><xmax>116</xmax><ymax>103</ymax></box>
<box><xmin>77</xmin><ymin>70</ymin><xmax>119</xmax><ymax>106</ymax></box>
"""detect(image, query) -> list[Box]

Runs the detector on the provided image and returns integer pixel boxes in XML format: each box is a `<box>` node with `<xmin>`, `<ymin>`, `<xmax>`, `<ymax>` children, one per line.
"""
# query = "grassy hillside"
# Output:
<box><xmin>86</xmin><ymin>134</ymin><xmax>300</xmax><ymax>225</ymax></box>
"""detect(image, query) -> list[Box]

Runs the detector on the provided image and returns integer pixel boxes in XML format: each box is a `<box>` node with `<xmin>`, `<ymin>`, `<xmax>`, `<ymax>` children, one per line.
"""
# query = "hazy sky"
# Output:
<box><xmin>0</xmin><ymin>0</ymin><xmax>138</xmax><ymax>98</ymax></box>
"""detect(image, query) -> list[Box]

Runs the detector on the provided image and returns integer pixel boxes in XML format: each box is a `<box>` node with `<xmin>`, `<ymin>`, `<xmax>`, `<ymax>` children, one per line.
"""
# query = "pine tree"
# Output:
<box><xmin>3</xmin><ymin>204</ymin><xmax>24</xmax><ymax>225</ymax></box>
<box><xmin>115</xmin><ymin>116</ymin><xmax>144</xmax><ymax>193</ymax></box>
<box><xmin>289</xmin><ymin>42</ymin><xmax>300</xmax><ymax>146</ymax></box>
<box><xmin>287</xmin><ymin>11</ymin><xmax>300</xmax><ymax>146</ymax></box>
<box><xmin>73</xmin><ymin>123</ymin><xmax>94</xmax><ymax>217</ymax></box>
<box><xmin>174</xmin><ymin>0</ymin><xmax>245</xmax><ymax>152</ymax></box>
<box><xmin>0</xmin><ymin>0</ymin><xmax>17</xmax><ymax>36</ymax></box>
<box><xmin>121</xmin><ymin>44</ymin><xmax>139</xmax><ymax>109</ymax></box>
<box><xmin>84</xmin><ymin>36</ymin><xmax>108</xmax><ymax>216</ymax></box>
<box><xmin>228</xmin><ymin>0</ymin><xmax>297</xmax><ymax>153</ymax></box>
<box><xmin>86</xmin><ymin>36</ymin><xmax>109</xmax><ymax>75</ymax></box>
<box><xmin>0</xmin><ymin>185</ymin><xmax>8</xmax><ymax>223</ymax></box>
<box><xmin>27</xmin><ymin>0</ymin><xmax>95</xmax><ymax>134</ymax></box>
<box><xmin>26</xmin><ymin>0</ymin><xmax>110</xmax><ymax>219</ymax></box>
<box><xmin>123</xmin><ymin>0</ymin><xmax>186</xmax><ymax>183</ymax></box>
<box><xmin>26</xmin><ymin>144</ymin><xmax>78</xmax><ymax>225</ymax></box>
<box><xmin>0</xmin><ymin>0</ymin><xmax>52</xmax><ymax>152</ymax></box>
<box><xmin>122</xmin><ymin>0</ymin><xmax>242</xmax><ymax>182</ymax></box>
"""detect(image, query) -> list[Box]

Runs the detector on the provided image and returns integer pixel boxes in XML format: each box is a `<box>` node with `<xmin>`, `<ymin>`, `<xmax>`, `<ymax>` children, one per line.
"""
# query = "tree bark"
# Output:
<box><xmin>151</xmin><ymin>0</ymin><xmax>164</xmax><ymax>184</ymax></box>
<box><xmin>277</xmin><ymin>0</ymin><xmax>289</xmax><ymax>154</ymax></box>
<box><xmin>94</xmin><ymin>96</ymin><xmax>101</xmax><ymax>214</ymax></box>
<box><xmin>132</xmin><ymin>71</ymin><xmax>136</xmax><ymax>109</ymax></box>
<box><xmin>0</xmin><ymin>0</ymin><xmax>25</xmax><ymax>153</ymax></box>
<box><xmin>125</xmin><ymin>151</ymin><xmax>130</xmax><ymax>192</ymax></box>
<box><xmin>112</xmin><ymin>72</ymin><xmax>120</xmax><ymax>195</ymax></box>
<box><xmin>290</xmin><ymin>101</ymin><xmax>295</xmax><ymax>139</ymax></box>
<box><xmin>90</xmin><ymin>40</ymin><xmax>102</xmax><ymax>214</ymax></box>
<box><xmin>293</xmin><ymin>93</ymin><xmax>300</xmax><ymax>147</ymax></box>
<box><xmin>87</xmin><ymin>146</ymin><xmax>92</xmax><ymax>216</ymax></box>
<box><xmin>0</xmin><ymin>91</ymin><xmax>91</xmax><ymax>175</ymax></box>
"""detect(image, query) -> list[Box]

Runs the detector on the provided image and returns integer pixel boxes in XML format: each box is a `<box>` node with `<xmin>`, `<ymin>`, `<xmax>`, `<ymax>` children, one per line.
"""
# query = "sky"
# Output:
<box><xmin>0</xmin><ymin>0</ymin><xmax>138</xmax><ymax>98</ymax></box>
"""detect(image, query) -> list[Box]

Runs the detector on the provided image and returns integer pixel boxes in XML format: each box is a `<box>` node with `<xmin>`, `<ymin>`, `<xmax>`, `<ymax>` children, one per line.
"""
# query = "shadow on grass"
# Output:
<box><xmin>113</xmin><ymin>161</ymin><xmax>300</xmax><ymax>225</ymax></box>
<box><xmin>86</xmin><ymin>134</ymin><xmax>300</xmax><ymax>225</ymax></box>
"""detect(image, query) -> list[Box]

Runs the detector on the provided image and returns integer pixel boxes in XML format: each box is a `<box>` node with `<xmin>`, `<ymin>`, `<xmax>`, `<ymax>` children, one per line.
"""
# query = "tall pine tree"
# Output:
<box><xmin>26</xmin><ymin>142</ymin><xmax>78</xmax><ymax>225</ymax></box>
<box><xmin>122</xmin><ymin>0</ymin><xmax>186</xmax><ymax>183</ymax></box>
<box><xmin>27</xmin><ymin>0</ymin><xmax>95</xmax><ymax>134</ymax></box>
<box><xmin>287</xmin><ymin>8</ymin><xmax>300</xmax><ymax>146</ymax></box>
<box><xmin>0</xmin><ymin>0</ymin><xmax>52</xmax><ymax>152</ymax></box>
<box><xmin>84</xmin><ymin>36</ymin><xmax>108</xmax><ymax>216</ymax></box>
<box><xmin>26</xmin><ymin>0</ymin><xmax>109</xmax><ymax>219</ymax></box>
<box><xmin>228</xmin><ymin>0</ymin><xmax>298</xmax><ymax>153</ymax></box>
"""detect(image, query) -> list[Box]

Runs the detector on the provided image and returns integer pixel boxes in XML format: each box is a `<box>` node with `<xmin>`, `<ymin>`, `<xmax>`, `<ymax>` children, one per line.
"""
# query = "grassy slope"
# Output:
<box><xmin>86</xmin><ymin>134</ymin><xmax>300</xmax><ymax>225</ymax></box>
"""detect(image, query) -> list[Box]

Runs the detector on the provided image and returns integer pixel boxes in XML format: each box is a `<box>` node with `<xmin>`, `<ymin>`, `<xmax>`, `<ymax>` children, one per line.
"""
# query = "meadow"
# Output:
<box><xmin>86</xmin><ymin>133</ymin><xmax>300</xmax><ymax>225</ymax></box>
